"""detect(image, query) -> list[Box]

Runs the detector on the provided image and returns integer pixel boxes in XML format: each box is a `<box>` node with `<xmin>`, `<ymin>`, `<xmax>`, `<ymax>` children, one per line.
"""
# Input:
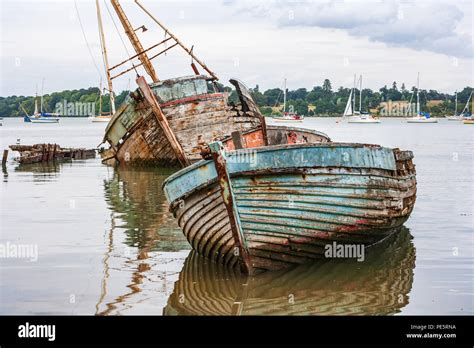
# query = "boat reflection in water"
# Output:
<box><xmin>164</xmin><ymin>227</ymin><xmax>416</xmax><ymax>315</ymax></box>
<box><xmin>96</xmin><ymin>167</ymin><xmax>190</xmax><ymax>315</ymax></box>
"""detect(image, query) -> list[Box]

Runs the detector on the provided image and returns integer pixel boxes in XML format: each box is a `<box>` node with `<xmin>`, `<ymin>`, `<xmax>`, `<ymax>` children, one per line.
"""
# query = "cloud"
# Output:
<box><xmin>227</xmin><ymin>0</ymin><xmax>473</xmax><ymax>58</ymax></box>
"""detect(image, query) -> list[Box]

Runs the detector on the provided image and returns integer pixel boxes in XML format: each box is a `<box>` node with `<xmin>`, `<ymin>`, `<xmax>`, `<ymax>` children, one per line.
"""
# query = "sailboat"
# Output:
<box><xmin>344</xmin><ymin>75</ymin><xmax>380</xmax><ymax>123</ymax></box>
<box><xmin>461</xmin><ymin>91</ymin><xmax>473</xmax><ymax>124</ymax></box>
<box><xmin>273</xmin><ymin>78</ymin><xmax>304</xmax><ymax>122</ymax></box>
<box><xmin>89</xmin><ymin>81</ymin><xmax>114</xmax><ymax>123</ymax></box>
<box><xmin>446</xmin><ymin>91</ymin><xmax>462</xmax><ymax>121</ymax></box>
<box><xmin>24</xmin><ymin>87</ymin><xmax>60</xmax><ymax>124</ymax></box>
<box><xmin>89</xmin><ymin>0</ymin><xmax>115</xmax><ymax>123</ymax></box>
<box><xmin>406</xmin><ymin>73</ymin><xmax>437</xmax><ymax>123</ymax></box>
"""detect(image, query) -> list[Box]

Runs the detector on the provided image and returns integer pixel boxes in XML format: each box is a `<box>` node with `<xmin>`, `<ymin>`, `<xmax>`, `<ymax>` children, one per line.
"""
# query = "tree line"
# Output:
<box><xmin>241</xmin><ymin>80</ymin><xmax>472</xmax><ymax>116</ymax></box>
<box><xmin>0</xmin><ymin>80</ymin><xmax>471</xmax><ymax>117</ymax></box>
<box><xmin>0</xmin><ymin>88</ymin><xmax>129</xmax><ymax>118</ymax></box>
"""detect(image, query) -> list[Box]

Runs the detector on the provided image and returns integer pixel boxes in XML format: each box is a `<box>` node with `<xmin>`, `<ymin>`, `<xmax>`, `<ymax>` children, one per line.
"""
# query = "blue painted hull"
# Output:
<box><xmin>24</xmin><ymin>115</ymin><xmax>59</xmax><ymax>123</ymax></box>
<box><xmin>163</xmin><ymin>143</ymin><xmax>417</xmax><ymax>272</ymax></box>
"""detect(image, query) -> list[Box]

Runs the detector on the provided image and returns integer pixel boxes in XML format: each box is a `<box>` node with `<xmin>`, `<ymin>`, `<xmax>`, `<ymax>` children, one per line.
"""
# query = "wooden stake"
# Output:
<box><xmin>2</xmin><ymin>149</ymin><xmax>8</xmax><ymax>165</ymax></box>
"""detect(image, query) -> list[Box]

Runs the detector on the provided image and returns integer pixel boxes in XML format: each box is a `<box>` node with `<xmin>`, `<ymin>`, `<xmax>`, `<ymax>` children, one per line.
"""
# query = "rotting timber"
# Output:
<box><xmin>99</xmin><ymin>0</ymin><xmax>330</xmax><ymax>167</ymax></box>
<box><xmin>9</xmin><ymin>144</ymin><xmax>95</xmax><ymax>165</ymax></box>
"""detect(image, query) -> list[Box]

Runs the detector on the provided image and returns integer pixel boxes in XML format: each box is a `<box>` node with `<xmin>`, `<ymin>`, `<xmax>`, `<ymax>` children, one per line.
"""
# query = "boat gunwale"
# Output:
<box><xmin>163</xmin><ymin>143</ymin><xmax>414</xmax><ymax>204</ymax></box>
<box><xmin>227</xmin><ymin>124</ymin><xmax>331</xmax><ymax>143</ymax></box>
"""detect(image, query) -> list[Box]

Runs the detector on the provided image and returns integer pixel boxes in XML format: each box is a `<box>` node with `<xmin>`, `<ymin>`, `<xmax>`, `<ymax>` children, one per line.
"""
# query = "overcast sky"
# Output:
<box><xmin>1</xmin><ymin>0</ymin><xmax>472</xmax><ymax>96</ymax></box>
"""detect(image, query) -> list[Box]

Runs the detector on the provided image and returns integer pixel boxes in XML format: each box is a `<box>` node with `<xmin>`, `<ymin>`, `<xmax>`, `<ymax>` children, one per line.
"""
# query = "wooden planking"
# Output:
<box><xmin>170</xmin><ymin>162</ymin><xmax>416</xmax><ymax>271</ymax></box>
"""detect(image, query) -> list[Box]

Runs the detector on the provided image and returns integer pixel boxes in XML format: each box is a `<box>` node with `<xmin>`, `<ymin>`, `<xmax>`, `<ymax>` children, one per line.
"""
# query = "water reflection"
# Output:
<box><xmin>14</xmin><ymin>162</ymin><xmax>61</xmax><ymax>174</ymax></box>
<box><xmin>164</xmin><ymin>227</ymin><xmax>416</xmax><ymax>315</ymax></box>
<box><xmin>102</xmin><ymin>167</ymin><xmax>185</xmax><ymax>251</ymax></box>
<box><xmin>96</xmin><ymin>167</ymin><xmax>189</xmax><ymax>315</ymax></box>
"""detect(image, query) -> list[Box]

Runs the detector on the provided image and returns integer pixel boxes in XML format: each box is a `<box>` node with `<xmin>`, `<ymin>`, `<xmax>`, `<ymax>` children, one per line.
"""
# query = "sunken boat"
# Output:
<box><xmin>163</xmin><ymin>141</ymin><xmax>417</xmax><ymax>273</ymax></box>
<box><xmin>99</xmin><ymin>1</ymin><xmax>329</xmax><ymax>167</ymax></box>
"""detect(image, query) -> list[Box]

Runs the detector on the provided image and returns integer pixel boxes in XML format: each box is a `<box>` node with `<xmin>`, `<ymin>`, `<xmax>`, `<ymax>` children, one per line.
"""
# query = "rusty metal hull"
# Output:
<box><xmin>164</xmin><ymin>227</ymin><xmax>415</xmax><ymax>315</ymax></box>
<box><xmin>163</xmin><ymin>143</ymin><xmax>417</xmax><ymax>272</ymax></box>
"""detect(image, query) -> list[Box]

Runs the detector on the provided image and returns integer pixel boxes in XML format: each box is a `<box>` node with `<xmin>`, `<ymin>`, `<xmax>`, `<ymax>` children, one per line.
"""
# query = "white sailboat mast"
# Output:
<box><xmin>96</xmin><ymin>0</ymin><xmax>116</xmax><ymax>114</ymax></box>
<box><xmin>416</xmin><ymin>72</ymin><xmax>420</xmax><ymax>115</ymax></box>
<box><xmin>454</xmin><ymin>91</ymin><xmax>458</xmax><ymax>116</ymax></box>
<box><xmin>34</xmin><ymin>94</ymin><xmax>39</xmax><ymax>116</ymax></box>
<box><xmin>359</xmin><ymin>75</ymin><xmax>363</xmax><ymax>113</ymax></box>
<box><xmin>40</xmin><ymin>78</ymin><xmax>45</xmax><ymax>114</ymax></box>
<box><xmin>352</xmin><ymin>74</ymin><xmax>356</xmax><ymax>114</ymax></box>
<box><xmin>283</xmin><ymin>78</ymin><xmax>287</xmax><ymax>113</ymax></box>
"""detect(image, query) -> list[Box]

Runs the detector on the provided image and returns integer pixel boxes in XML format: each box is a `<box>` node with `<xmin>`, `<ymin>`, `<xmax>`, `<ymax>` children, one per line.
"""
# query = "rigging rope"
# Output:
<box><xmin>73</xmin><ymin>0</ymin><xmax>103</xmax><ymax>80</ymax></box>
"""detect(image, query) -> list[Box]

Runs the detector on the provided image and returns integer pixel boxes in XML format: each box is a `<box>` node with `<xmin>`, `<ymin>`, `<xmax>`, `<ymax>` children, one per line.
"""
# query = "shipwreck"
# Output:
<box><xmin>99</xmin><ymin>0</ymin><xmax>329</xmax><ymax>167</ymax></box>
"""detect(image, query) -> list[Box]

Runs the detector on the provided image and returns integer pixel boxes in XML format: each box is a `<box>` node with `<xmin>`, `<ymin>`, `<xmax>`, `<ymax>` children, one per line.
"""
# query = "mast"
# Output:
<box><xmin>34</xmin><ymin>93</ymin><xmax>39</xmax><ymax>116</ymax></box>
<box><xmin>416</xmin><ymin>72</ymin><xmax>420</xmax><ymax>115</ymax></box>
<box><xmin>110</xmin><ymin>0</ymin><xmax>159</xmax><ymax>83</ymax></box>
<box><xmin>454</xmin><ymin>91</ymin><xmax>458</xmax><ymax>116</ymax></box>
<box><xmin>99</xmin><ymin>78</ymin><xmax>103</xmax><ymax>116</ymax></box>
<box><xmin>359</xmin><ymin>75</ymin><xmax>362</xmax><ymax>113</ymax></box>
<box><xmin>40</xmin><ymin>78</ymin><xmax>45</xmax><ymax>114</ymax></box>
<box><xmin>97</xmin><ymin>0</ymin><xmax>116</xmax><ymax>114</ymax></box>
<box><xmin>134</xmin><ymin>0</ymin><xmax>218</xmax><ymax>81</ymax></box>
<box><xmin>352</xmin><ymin>74</ymin><xmax>356</xmax><ymax>114</ymax></box>
<box><xmin>283</xmin><ymin>78</ymin><xmax>287</xmax><ymax>113</ymax></box>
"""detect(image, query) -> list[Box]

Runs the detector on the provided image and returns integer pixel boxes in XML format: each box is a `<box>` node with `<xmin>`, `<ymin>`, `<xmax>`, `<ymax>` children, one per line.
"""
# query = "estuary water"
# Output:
<box><xmin>0</xmin><ymin>117</ymin><xmax>472</xmax><ymax>315</ymax></box>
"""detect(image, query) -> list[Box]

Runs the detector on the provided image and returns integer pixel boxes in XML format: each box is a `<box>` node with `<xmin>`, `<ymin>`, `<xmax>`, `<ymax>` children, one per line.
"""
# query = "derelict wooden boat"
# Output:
<box><xmin>101</xmin><ymin>76</ymin><xmax>330</xmax><ymax>166</ymax></box>
<box><xmin>164</xmin><ymin>227</ymin><xmax>415</xmax><ymax>315</ymax></box>
<box><xmin>163</xmin><ymin>141</ymin><xmax>417</xmax><ymax>273</ymax></box>
<box><xmin>98</xmin><ymin>1</ymin><xmax>333</xmax><ymax>167</ymax></box>
<box><xmin>101</xmin><ymin>77</ymin><xmax>262</xmax><ymax>166</ymax></box>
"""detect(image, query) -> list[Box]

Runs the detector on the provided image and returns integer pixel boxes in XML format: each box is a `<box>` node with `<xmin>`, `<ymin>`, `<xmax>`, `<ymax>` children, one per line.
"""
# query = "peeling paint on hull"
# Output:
<box><xmin>163</xmin><ymin>143</ymin><xmax>417</xmax><ymax>272</ymax></box>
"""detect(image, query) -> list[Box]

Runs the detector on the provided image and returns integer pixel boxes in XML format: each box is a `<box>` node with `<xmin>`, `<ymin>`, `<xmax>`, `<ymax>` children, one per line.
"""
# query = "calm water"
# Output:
<box><xmin>0</xmin><ymin>117</ymin><xmax>472</xmax><ymax>315</ymax></box>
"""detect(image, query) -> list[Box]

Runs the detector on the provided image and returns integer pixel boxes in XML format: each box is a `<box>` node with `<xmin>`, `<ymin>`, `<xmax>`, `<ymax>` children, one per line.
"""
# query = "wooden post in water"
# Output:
<box><xmin>208</xmin><ymin>141</ymin><xmax>253</xmax><ymax>274</ymax></box>
<box><xmin>2</xmin><ymin>149</ymin><xmax>8</xmax><ymax>165</ymax></box>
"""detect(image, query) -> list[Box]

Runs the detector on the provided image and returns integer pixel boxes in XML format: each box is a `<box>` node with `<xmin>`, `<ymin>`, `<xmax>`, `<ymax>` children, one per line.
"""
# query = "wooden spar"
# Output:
<box><xmin>208</xmin><ymin>141</ymin><xmax>253</xmax><ymax>274</ymax></box>
<box><xmin>108</xmin><ymin>36</ymin><xmax>173</xmax><ymax>72</ymax></box>
<box><xmin>110</xmin><ymin>43</ymin><xmax>178</xmax><ymax>80</ymax></box>
<box><xmin>96</xmin><ymin>0</ymin><xmax>116</xmax><ymax>114</ymax></box>
<box><xmin>134</xmin><ymin>0</ymin><xmax>219</xmax><ymax>81</ymax></box>
<box><xmin>135</xmin><ymin>75</ymin><xmax>190</xmax><ymax>167</ymax></box>
<box><xmin>110</xmin><ymin>0</ymin><xmax>159</xmax><ymax>83</ymax></box>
